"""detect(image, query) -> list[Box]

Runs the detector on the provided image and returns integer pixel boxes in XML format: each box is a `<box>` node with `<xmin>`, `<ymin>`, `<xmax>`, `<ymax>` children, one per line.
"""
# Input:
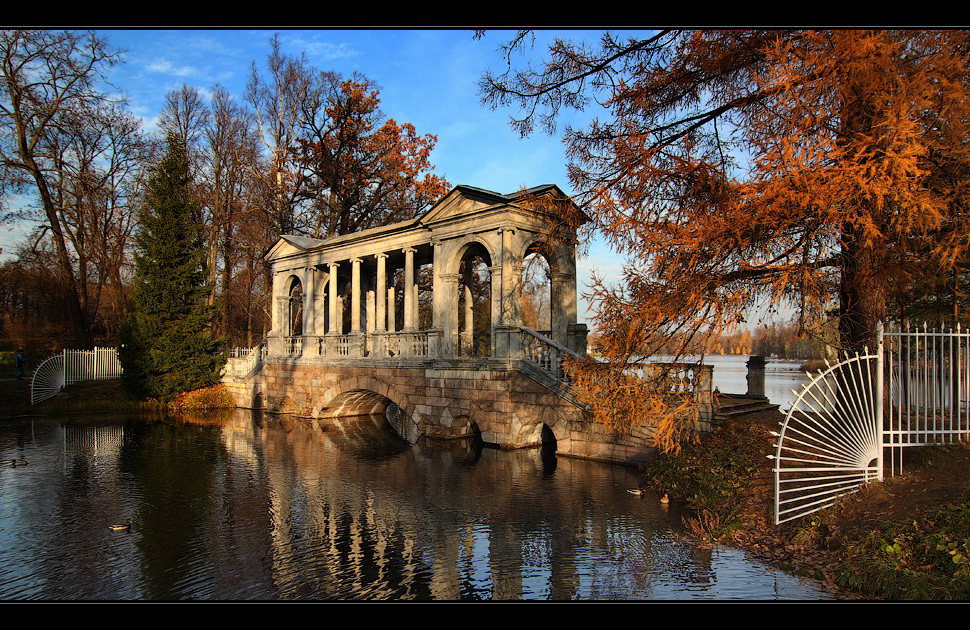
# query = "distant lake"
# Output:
<box><xmin>650</xmin><ymin>355</ymin><xmax>812</xmax><ymax>410</ymax></box>
<box><xmin>704</xmin><ymin>355</ymin><xmax>812</xmax><ymax>410</ymax></box>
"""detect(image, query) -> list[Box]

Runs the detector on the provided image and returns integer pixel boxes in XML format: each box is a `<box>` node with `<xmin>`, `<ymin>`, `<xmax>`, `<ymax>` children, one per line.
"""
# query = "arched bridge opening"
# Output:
<box><xmin>316</xmin><ymin>389</ymin><xmax>410</xmax><ymax>459</ymax></box>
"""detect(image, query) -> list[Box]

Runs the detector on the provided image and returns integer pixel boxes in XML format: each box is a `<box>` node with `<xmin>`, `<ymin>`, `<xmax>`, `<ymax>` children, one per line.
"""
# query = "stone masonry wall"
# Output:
<box><xmin>222</xmin><ymin>361</ymin><xmax>663</xmax><ymax>465</ymax></box>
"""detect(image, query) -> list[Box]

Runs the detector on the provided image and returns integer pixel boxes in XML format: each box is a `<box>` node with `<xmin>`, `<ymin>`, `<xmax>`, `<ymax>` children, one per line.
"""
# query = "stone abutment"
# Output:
<box><xmin>222</xmin><ymin>359</ymin><xmax>672</xmax><ymax>465</ymax></box>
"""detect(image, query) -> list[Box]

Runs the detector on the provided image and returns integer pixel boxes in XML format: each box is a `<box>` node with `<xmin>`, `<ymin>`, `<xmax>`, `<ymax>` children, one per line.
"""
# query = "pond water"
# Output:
<box><xmin>0</xmin><ymin>407</ymin><xmax>833</xmax><ymax>601</ymax></box>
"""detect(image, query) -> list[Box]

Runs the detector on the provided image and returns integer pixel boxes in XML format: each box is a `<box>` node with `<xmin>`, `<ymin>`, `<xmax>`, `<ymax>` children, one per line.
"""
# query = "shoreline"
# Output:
<box><xmin>640</xmin><ymin>415</ymin><xmax>970</xmax><ymax>600</ymax></box>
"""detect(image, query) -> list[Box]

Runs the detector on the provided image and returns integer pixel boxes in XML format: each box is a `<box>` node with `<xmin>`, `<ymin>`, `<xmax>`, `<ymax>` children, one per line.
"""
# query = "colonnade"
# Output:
<box><xmin>263</xmin><ymin>185</ymin><xmax>589</xmax><ymax>365</ymax></box>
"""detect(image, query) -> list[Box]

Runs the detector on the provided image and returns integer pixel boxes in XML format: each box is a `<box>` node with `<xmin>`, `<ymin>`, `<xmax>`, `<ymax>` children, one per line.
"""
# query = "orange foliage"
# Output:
<box><xmin>296</xmin><ymin>74</ymin><xmax>450</xmax><ymax>238</ymax></box>
<box><xmin>564</xmin><ymin>356</ymin><xmax>702</xmax><ymax>454</ymax></box>
<box><xmin>484</xmin><ymin>30</ymin><xmax>970</xmax><ymax>445</ymax></box>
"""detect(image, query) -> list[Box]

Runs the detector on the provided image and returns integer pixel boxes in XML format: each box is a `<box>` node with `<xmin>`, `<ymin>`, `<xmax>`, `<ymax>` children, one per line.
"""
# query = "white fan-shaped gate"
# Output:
<box><xmin>770</xmin><ymin>352</ymin><xmax>883</xmax><ymax>525</ymax></box>
<box><xmin>30</xmin><ymin>347</ymin><xmax>122</xmax><ymax>405</ymax></box>
<box><xmin>30</xmin><ymin>353</ymin><xmax>66</xmax><ymax>405</ymax></box>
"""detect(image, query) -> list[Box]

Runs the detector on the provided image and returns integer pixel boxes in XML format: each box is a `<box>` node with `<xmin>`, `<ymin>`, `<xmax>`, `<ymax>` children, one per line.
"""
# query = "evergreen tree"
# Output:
<box><xmin>119</xmin><ymin>134</ymin><xmax>225</xmax><ymax>399</ymax></box>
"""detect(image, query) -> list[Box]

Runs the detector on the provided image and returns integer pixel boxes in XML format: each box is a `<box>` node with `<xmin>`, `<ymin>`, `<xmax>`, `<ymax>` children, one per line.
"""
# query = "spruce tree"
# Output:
<box><xmin>119</xmin><ymin>134</ymin><xmax>225</xmax><ymax>400</ymax></box>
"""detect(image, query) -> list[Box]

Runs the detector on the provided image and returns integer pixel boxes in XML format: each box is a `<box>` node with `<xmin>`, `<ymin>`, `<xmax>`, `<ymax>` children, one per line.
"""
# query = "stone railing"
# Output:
<box><xmin>380</xmin><ymin>330</ymin><xmax>430</xmax><ymax>358</ymax></box>
<box><xmin>518</xmin><ymin>326</ymin><xmax>583</xmax><ymax>383</ymax></box>
<box><xmin>284</xmin><ymin>336</ymin><xmax>303</xmax><ymax>357</ymax></box>
<box><xmin>305</xmin><ymin>334</ymin><xmax>351</xmax><ymax>358</ymax></box>
<box><xmin>224</xmin><ymin>341</ymin><xmax>268</xmax><ymax>379</ymax></box>
<box><xmin>642</xmin><ymin>362</ymin><xmax>713</xmax><ymax>397</ymax></box>
<box><xmin>455</xmin><ymin>331</ymin><xmax>492</xmax><ymax>357</ymax></box>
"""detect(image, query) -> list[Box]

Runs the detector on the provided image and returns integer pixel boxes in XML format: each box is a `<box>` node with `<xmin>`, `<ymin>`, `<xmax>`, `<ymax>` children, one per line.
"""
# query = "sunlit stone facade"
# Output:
<box><xmin>223</xmin><ymin>185</ymin><xmax>706</xmax><ymax>464</ymax></box>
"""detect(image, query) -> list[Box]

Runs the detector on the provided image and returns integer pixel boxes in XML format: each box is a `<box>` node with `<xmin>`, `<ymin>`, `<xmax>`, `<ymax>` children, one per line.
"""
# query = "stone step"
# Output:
<box><xmin>713</xmin><ymin>395</ymin><xmax>781</xmax><ymax>420</ymax></box>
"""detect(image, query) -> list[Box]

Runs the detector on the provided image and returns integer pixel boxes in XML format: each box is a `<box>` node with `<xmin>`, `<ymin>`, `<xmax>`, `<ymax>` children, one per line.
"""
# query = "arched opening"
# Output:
<box><xmin>417</xmin><ymin>262</ymin><xmax>434</xmax><ymax>330</ymax></box>
<box><xmin>288</xmin><ymin>276</ymin><xmax>304</xmax><ymax>336</ymax></box>
<box><xmin>287</xmin><ymin>276</ymin><xmax>304</xmax><ymax>347</ymax></box>
<box><xmin>321</xmin><ymin>389</ymin><xmax>414</xmax><ymax>454</ymax></box>
<box><xmin>457</xmin><ymin>244</ymin><xmax>492</xmax><ymax>357</ymax></box>
<box><xmin>540</xmin><ymin>423</ymin><xmax>558</xmax><ymax>452</ymax></box>
<box><xmin>521</xmin><ymin>247</ymin><xmax>551</xmax><ymax>334</ymax></box>
<box><xmin>540</xmin><ymin>423</ymin><xmax>558</xmax><ymax>473</ymax></box>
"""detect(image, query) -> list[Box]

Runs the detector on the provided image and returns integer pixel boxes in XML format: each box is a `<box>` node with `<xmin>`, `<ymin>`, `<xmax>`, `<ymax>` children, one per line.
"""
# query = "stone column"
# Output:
<box><xmin>488</xmin><ymin>265</ymin><xmax>500</xmax><ymax>357</ymax></box>
<box><xmin>428</xmin><ymin>240</ymin><xmax>444</xmax><ymax>359</ymax></box>
<box><xmin>550</xmin><ymin>270</ymin><xmax>568</xmax><ymax>347</ymax></box>
<box><xmin>351</xmin><ymin>257</ymin><xmax>362</xmax><ymax>333</ymax></box>
<box><xmin>375</xmin><ymin>253</ymin><xmax>387</xmax><ymax>332</ymax></box>
<box><xmin>403</xmin><ymin>247</ymin><xmax>416</xmax><ymax>331</ymax></box>
<box><xmin>439</xmin><ymin>273</ymin><xmax>460</xmax><ymax>358</ymax></box>
<box><xmin>276</xmin><ymin>296</ymin><xmax>286</xmax><ymax>335</ymax></box>
<box><xmin>494</xmin><ymin>227</ymin><xmax>522</xmax><ymax>358</ymax></box>
<box><xmin>303</xmin><ymin>267</ymin><xmax>315</xmax><ymax>337</ymax></box>
<box><xmin>328</xmin><ymin>262</ymin><xmax>340</xmax><ymax>334</ymax></box>
<box><xmin>302</xmin><ymin>267</ymin><xmax>320</xmax><ymax>357</ymax></box>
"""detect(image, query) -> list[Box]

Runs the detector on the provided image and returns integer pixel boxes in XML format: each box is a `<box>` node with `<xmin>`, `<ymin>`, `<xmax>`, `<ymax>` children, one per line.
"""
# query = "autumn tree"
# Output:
<box><xmin>480</xmin><ymin>30</ymin><xmax>970</xmax><ymax>446</ymax></box>
<box><xmin>296</xmin><ymin>71</ymin><xmax>450</xmax><ymax>238</ymax></box>
<box><xmin>246</xmin><ymin>36</ymin><xmax>449</xmax><ymax>242</ymax></box>
<box><xmin>482</xmin><ymin>30</ymin><xmax>970</xmax><ymax>357</ymax></box>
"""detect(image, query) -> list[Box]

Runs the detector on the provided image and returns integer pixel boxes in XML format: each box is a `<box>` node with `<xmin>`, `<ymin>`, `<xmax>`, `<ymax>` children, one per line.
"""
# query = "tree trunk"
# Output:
<box><xmin>25</xmin><ymin>156</ymin><xmax>93</xmax><ymax>348</ymax></box>
<box><xmin>838</xmin><ymin>222</ymin><xmax>886</xmax><ymax>356</ymax></box>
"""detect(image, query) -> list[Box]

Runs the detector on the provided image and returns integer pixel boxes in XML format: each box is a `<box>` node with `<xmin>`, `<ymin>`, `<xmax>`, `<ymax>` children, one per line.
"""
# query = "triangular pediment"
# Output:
<box><xmin>419</xmin><ymin>185</ymin><xmax>508</xmax><ymax>225</ymax></box>
<box><xmin>263</xmin><ymin>234</ymin><xmax>328</xmax><ymax>262</ymax></box>
<box><xmin>261</xmin><ymin>184</ymin><xmax>583</xmax><ymax>264</ymax></box>
<box><xmin>419</xmin><ymin>184</ymin><xmax>581</xmax><ymax>226</ymax></box>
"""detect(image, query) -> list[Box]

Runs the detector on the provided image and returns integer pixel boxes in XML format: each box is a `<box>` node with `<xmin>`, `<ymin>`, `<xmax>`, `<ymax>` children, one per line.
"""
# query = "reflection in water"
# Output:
<box><xmin>0</xmin><ymin>410</ymin><xmax>832</xmax><ymax>600</ymax></box>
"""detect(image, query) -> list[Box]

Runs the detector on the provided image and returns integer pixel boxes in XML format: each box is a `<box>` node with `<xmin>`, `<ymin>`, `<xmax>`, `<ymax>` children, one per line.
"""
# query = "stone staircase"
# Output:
<box><xmin>713</xmin><ymin>393</ymin><xmax>781</xmax><ymax>422</ymax></box>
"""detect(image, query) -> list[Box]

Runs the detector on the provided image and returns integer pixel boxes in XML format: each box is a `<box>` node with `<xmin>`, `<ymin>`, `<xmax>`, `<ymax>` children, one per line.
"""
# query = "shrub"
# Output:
<box><xmin>168</xmin><ymin>384</ymin><xmax>236</xmax><ymax>413</ymax></box>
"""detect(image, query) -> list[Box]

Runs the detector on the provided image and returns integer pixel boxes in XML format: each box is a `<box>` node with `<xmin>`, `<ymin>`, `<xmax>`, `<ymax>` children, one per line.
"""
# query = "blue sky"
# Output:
<box><xmin>4</xmin><ymin>28</ymin><xmax>786</xmax><ymax>330</ymax></box>
<box><xmin>4</xmin><ymin>28</ymin><xmax>638</xmax><ymax>326</ymax></box>
<box><xmin>106</xmin><ymin>29</ymin><xmax>581</xmax><ymax>192</ymax></box>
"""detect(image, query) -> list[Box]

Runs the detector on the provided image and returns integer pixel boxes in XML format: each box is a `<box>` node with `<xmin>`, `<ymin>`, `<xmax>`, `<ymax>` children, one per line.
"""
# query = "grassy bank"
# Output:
<box><xmin>0</xmin><ymin>373</ymin><xmax>238</xmax><ymax>418</ymax></box>
<box><xmin>0</xmin><ymin>378</ymin><xmax>158</xmax><ymax>417</ymax></box>
<box><xmin>0</xmin><ymin>378</ymin><xmax>237</xmax><ymax>418</ymax></box>
<box><xmin>641</xmin><ymin>420</ymin><xmax>970</xmax><ymax>600</ymax></box>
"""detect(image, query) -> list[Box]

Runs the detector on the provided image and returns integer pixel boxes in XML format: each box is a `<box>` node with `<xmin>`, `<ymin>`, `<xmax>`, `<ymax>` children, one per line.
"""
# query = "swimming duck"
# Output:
<box><xmin>660</xmin><ymin>493</ymin><xmax>670</xmax><ymax>504</ymax></box>
<box><xmin>10</xmin><ymin>459</ymin><xmax>27</xmax><ymax>467</ymax></box>
<box><xmin>109</xmin><ymin>520</ymin><xmax>133</xmax><ymax>531</ymax></box>
<box><xmin>627</xmin><ymin>488</ymin><xmax>645</xmax><ymax>496</ymax></box>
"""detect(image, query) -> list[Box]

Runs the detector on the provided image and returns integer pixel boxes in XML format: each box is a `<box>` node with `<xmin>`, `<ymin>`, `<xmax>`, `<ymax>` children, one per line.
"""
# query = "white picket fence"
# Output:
<box><xmin>31</xmin><ymin>347</ymin><xmax>123</xmax><ymax>405</ymax></box>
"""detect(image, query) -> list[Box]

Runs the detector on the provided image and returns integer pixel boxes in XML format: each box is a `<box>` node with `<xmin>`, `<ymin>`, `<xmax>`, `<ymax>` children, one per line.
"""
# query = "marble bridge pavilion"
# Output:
<box><xmin>222</xmin><ymin>184</ymin><xmax>709</xmax><ymax>464</ymax></box>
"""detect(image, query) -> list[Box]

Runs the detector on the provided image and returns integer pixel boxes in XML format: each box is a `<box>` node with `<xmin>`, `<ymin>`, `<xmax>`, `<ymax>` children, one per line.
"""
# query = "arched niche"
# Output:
<box><xmin>286</xmin><ymin>275</ymin><xmax>304</xmax><ymax>337</ymax></box>
<box><xmin>456</xmin><ymin>241</ymin><xmax>493</xmax><ymax>356</ymax></box>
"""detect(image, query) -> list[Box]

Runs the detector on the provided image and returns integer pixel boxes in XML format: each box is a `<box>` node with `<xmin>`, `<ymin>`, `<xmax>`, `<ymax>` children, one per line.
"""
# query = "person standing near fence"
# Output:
<box><xmin>15</xmin><ymin>350</ymin><xmax>24</xmax><ymax>380</ymax></box>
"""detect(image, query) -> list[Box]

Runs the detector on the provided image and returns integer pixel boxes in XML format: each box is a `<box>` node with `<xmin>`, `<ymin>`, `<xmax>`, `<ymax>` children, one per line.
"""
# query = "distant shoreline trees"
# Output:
<box><xmin>587</xmin><ymin>322</ymin><xmax>830</xmax><ymax>360</ymax></box>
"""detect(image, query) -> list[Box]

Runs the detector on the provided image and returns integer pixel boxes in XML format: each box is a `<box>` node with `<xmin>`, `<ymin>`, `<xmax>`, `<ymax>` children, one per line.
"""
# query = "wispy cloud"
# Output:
<box><xmin>146</xmin><ymin>59</ymin><xmax>202</xmax><ymax>79</ymax></box>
